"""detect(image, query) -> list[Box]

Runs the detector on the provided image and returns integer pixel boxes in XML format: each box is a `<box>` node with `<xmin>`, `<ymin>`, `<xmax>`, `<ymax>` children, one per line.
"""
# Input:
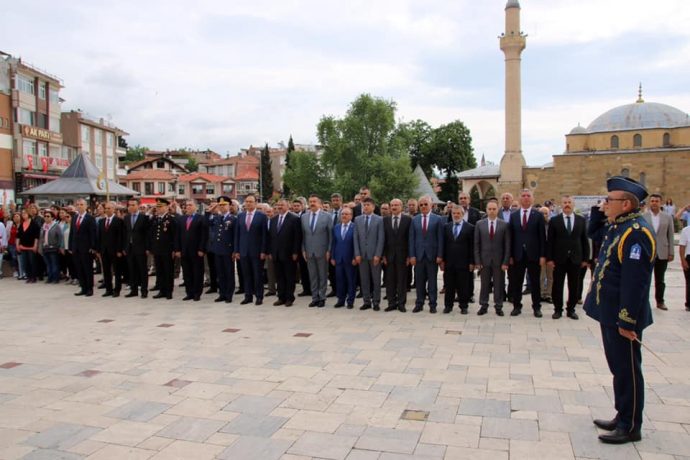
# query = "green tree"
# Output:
<box><xmin>317</xmin><ymin>93</ymin><xmax>415</xmax><ymax>201</ymax></box>
<box><xmin>282</xmin><ymin>151</ymin><xmax>333</xmax><ymax>199</ymax></box>
<box><xmin>260</xmin><ymin>143</ymin><xmax>274</xmax><ymax>201</ymax></box>
<box><xmin>283</xmin><ymin>135</ymin><xmax>295</xmax><ymax>196</ymax></box>
<box><xmin>124</xmin><ymin>145</ymin><xmax>148</xmax><ymax>163</ymax></box>
<box><xmin>427</xmin><ymin>120</ymin><xmax>476</xmax><ymax>202</ymax></box>
<box><xmin>394</xmin><ymin>120</ymin><xmax>434</xmax><ymax>177</ymax></box>
<box><xmin>185</xmin><ymin>156</ymin><xmax>199</xmax><ymax>172</ymax></box>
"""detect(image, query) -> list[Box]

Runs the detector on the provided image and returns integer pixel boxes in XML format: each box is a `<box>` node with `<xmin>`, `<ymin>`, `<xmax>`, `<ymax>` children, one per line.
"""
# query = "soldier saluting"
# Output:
<box><xmin>151</xmin><ymin>198</ymin><xmax>177</xmax><ymax>300</ymax></box>
<box><xmin>584</xmin><ymin>176</ymin><xmax>655</xmax><ymax>444</ymax></box>
<box><xmin>208</xmin><ymin>196</ymin><xmax>236</xmax><ymax>303</ymax></box>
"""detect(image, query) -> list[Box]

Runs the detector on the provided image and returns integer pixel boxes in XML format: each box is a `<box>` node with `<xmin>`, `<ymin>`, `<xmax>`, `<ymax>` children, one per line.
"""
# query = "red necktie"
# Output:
<box><xmin>105</xmin><ymin>218</ymin><xmax>110</xmax><ymax>231</ymax></box>
<box><xmin>186</xmin><ymin>216</ymin><xmax>193</xmax><ymax>230</ymax></box>
<box><xmin>490</xmin><ymin>221</ymin><xmax>495</xmax><ymax>240</ymax></box>
<box><xmin>522</xmin><ymin>210</ymin><xmax>528</xmax><ymax>230</ymax></box>
<box><xmin>422</xmin><ymin>214</ymin><xmax>427</xmax><ymax>235</ymax></box>
<box><xmin>76</xmin><ymin>215</ymin><xmax>82</xmax><ymax>230</ymax></box>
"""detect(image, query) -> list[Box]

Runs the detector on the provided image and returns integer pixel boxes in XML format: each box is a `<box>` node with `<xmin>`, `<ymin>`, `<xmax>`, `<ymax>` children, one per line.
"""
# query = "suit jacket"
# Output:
<box><xmin>176</xmin><ymin>213</ymin><xmax>208</xmax><ymax>255</ymax></box>
<box><xmin>331</xmin><ymin>222</ymin><xmax>355</xmax><ymax>264</ymax></box>
<box><xmin>546</xmin><ymin>213</ymin><xmax>589</xmax><ymax>265</ymax></box>
<box><xmin>70</xmin><ymin>213</ymin><xmax>97</xmax><ymax>254</ymax></box>
<box><xmin>498</xmin><ymin>208</ymin><xmax>514</xmax><ymax>222</ymax></box>
<box><xmin>443</xmin><ymin>221</ymin><xmax>475</xmax><ymax>268</ymax></box>
<box><xmin>234</xmin><ymin>210</ymin><xmax>267</xmax><ymax>257</ymax></box>
<box><xmin>408</xmin><ymin>213</ymin><xmax>444</xmax><ymax>261</ymax></box>
<box><xmin>448</xmin><ymin>206</ymin><xmax>482</xmax><ymax>225</ymax></box>
<box><xmin>124</xmin><ymin>212</ymin><xmax>150</xmax><ymax>255</ymax></box>
<box><xmin>98</xmin><ymin>215</ymin><xmax>126</xmax><ymax>256</ymax></box>
<box><xmin>353</xmin><ymin>213</ymin><xmax>384</xmax><ymax>260</ymax></box>
<box><xmin>301</xmin><ymin>210</ymin><xmax>333</xmax><ymax>257</ymax></box>
<box><xmin>474</xmin><ymin>218</ymin><xmax>511</xmax><ymax>267</ymax></box>
<box><xmin>383</xmin><ymin>214</ymin><xmax>411</xmax><ymax>263</ymax></box>
<box><xmin>353</xmin><ymin>203</ymin><xmax>381</xmax><ymax>218</ymax></box>
<box><xmin>508</xmin><ymin>207</ymin><xmax>546</xmax><ymax>262</ymax></box>
<box><xmin>643</xmin><ymin>211</ymin><xmax>675</xmax><ymax>259</ymax></box>
<box><xmin>268</xmin><ymin>212</ymin><xmax>302</xmax><ymax>261</ymax></box>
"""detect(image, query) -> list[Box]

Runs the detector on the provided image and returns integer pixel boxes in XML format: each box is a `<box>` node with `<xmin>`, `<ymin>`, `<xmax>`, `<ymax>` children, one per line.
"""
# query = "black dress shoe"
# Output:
<box><xmin>593</xmin><ymin>418</ymin><xmax>618</xmax><ymax>431</ymax></box>
<box><xmin>567</xmin><ymin>311</ymin><xmax>579</xmax><ymax>320</ymax></box>
<box><xmin>346</xmin><ymin>304</ymin><xmax>353</xmax><ymax>309</ymax></box>
<box><xmin>225</xmin><ymin>298</ymin><xmax>233</xmax><ymax>303</ymax></box>
<box><xmin>102</xmin><ymin>291</ymin><xmax>113</xmax><ymax>297</ymax></box>
<box><xmin>460</xmin><ymin>308</ymin><xmax>468</xmax><ymax>315</ymax></box>
<box><xmin>215</xmin><ymin>296</ymin><xmax>226</xmax><ymax>302</ymax></box>
<box><xmin>240</xmin><ymin>299</ymin><xmax>252</xmax><ymax>305</ymax></box>
<box><xmin>273</xmin><ymin>300</ymin><xmax>285</xmax><ymax>306</ymax></box>
<box><xmin>125</xmin><ymin>291</ymin><xmax>138</xmax><ymax>298</ymax></box>
<box><xmin>255</xmin><ymin>300</ymin><xmax>263</xmax><ymax>306</ymax></box>
<box><xmin>598</xmin><ymin>428</ymin><xmax>641</xmax><ymax>444</ymax></box>
<box><xmin>182</xmin><ymin>295</ymin><xmax>194</xmax><ymax>301</ymax></box>
<box><xmin>360</xmin><ymin>304</ymin><xmax>372</xmax><ymax>310</ymax></box>
<box><xmin>318</xmin><ymin>301</ymin><xmax>325</xmax><ymax>308</ymax></box>
<box><xmin>398</xmin><ymin>306</ymin><xmax>406</xmax><ymax>312</ymax></box>
<box><xmin>285</xmin><ymin>301</ymin><xmax>293</xmax><ymax>307</ymax></box>
<box><xmin>193</xmin><ymin>296</ymin><xmax>200</xmax><ymax>301</ymax></box>
<box><xmin>166</xmin><ymin>294</ymin><xmax>173</xmax><ymax>300</ymax></box>
<box><xmin>429</xmin><ymin>307</ymin><xmax>437</xmax><ymax>314</ymax></box>
<box><xmin>85</xmin><ymin>291</ymin><xmax>93</xmax><ymax>297</ymax></box>
<box><xmin>552</xmin><ymin>311</ymin><xmax>562</xmax><ymax>319</ymax></box>
<box><xmin>74</xmin><ymin>291</ymin><xmax>85</xmax><ymax>296</ymax></box>
<box><xmin>510</xmin><ymin>308</ymin><xmax>521</xmax><ymax>316</ymax></box>
<box><xmin>150</xmin><ymin>286</ymin><xmax>160</xmax><ymax>292</ymax></box>
<box><xmin>384</xmin><ymin>306</ymin><xmax>397</xmax><ymax>312</ymax></box>
<box><xmin>412</xmin><ymin>306</ymin><xmax>423</xmax><ymax>313</ymax></box>
<box><xmin>141</xmin><ymin>292</ymin><xmax>148</xmax><ymax>299</ymax></box>
<box><xmin>495</xmin><ymin>309</ymin><xmax>504</xmax><ymax>317</ymax></box>
<box><xmin>308</xmin><ymin>301</ymin><xmax>317</xmax><ymax>307</ymax></box>
<box><xmin>443</xmin><ymin>307</ymin><xmax>452</xmax><ymax>314</ymax></box>
<box><xmin>534</xmin><ymin>309</ymin><xmax>543</xmax><ymax>318</ymax></box>
<box><xmin>205</xmin><ymin>288</ymin><xmax>217</xmax><ymax>294</ymax></box>
<box><xmin>477</xmin><ymin>307</ymin><xmax>488</xmax><ymax>316</ymax></box>
<box><xmin>334</xmin><ymin>302</ymin><xmax>345</xmax><ymax>308</ymax></box>
<box><xmin>112</xmin><ymin>292</ymin><xmax>120</xmax><ymax>298</ymax></box>
<box><xmin>235</xmin><ymin>289</ymin><xmax>245</xmax><ymax>295</ymax></box>
<box><xmin>265</xmin><ymin>292</ymin><xmax>276</xmax><ymax>297</ymax></box>
<box><xmin>373</xmin><ymin>304</ymin><xmax>380</xmax><ymax>311</ymax></box>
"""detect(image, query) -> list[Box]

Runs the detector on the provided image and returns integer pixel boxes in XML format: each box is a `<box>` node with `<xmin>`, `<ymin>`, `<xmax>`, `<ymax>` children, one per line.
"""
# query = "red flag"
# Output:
<box><xmin>27</xmin><ymin>155</ymin><xmax>33</xmax><ymax>171</ymax></box>
<box><xmin>41</xmin><ymin>157</ymin><xmax>48</xmax><ymax>173</ymax></box>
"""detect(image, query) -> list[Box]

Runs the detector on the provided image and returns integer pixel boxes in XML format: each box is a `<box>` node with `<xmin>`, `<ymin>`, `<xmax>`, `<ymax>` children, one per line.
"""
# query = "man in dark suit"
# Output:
<box><xmin>97</xmin><ymin>201</ymin><xmax>126</xmax><ymax>297</ymax></box>
<box><xmin>70</xmin><ymin>198</ymin><xmax>97</xmax><ymax>297</ymax></box>
<box><xmin>442</xmin><ymin>205</ymin><xmax>475</xmax><ymax>314</ymax></box>
<box><xmin>455</xmin><ymin>191</ymin><xmax>481</xmax><ymax>302</ymax></box>
<box><xmin>546</xmin><ymin>195</ymin><xmax>589</xmax><ymax>320</ymax></box>
<box><xmin>234</xmin><ymin>193</ymin><xmax>268</xmax><ymax>305</ymax></box>
<box><xmin>124</xmin><ymin>198</ymin><xmax>150</xmax><ymax>298</ymax></box>
<box><xmin>150</xmin><ymin>198</ymin><xmax>177</xmax><ymax>299</ymax></box>
<box><xmin>352</xmin><ymin>186</ymin><xmax>381</xmax><ymax>218</ymax></box>
<box><xmin>292</xmin><ymin>198</ymin><xmax>311</xmax><ymax>297</ymax></box>
<box><xmin>383</xmin><ymin>199</ymin><xmax>411</xmax><ymax>312</ymax></box>
<box><xmin>508</xmin><ymin>189</ymin><xmax>546</xmax><ymax>317</ymax></box>
<box><xmin>175</xmin><ymin>200</ymin><xmax>208</xmax><ymax>301</ymax></box>
<box><xmin>409</xmin><ymin>195</ymin><xmax>445</xmax><ymax>313</ymax></box>
<box><xmin>330</xmin><ymin>207</ymin><xmax>356</xmax><ymax>308</ymax></box>
<box><xmin>268</xmin><ymin>199</ymin><xmax>302</xmax><ymax>306</ymax></box>
<box><xmin>208</xmin><ymin>196</ymin><xmax>236</xmax><ymax>303</ymax></box>
<box><xmin>474</xmin><ymin>199</ymin><xmax>511</xmax><ymax>316</ymax></box>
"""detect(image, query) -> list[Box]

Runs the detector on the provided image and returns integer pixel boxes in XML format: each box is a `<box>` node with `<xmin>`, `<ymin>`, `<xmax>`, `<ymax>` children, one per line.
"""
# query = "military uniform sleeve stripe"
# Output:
<box><xmin>641</xmin><ymin>227</ymin><xmax>656</xmax><ymax>262</ymax></box>
<box><xmin>617</xmin><ymin>228</ymin><xmax>633</xmax><ymax>263</ymax></box>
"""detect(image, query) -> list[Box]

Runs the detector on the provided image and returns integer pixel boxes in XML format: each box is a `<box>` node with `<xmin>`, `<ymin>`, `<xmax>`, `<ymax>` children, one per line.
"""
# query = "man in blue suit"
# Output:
<box><xmin>233</xmin><ymin>193</ymin><xmax>268</xmax><ymax>305</ymax></box>
<box><xmin>70</xmin><ymin>198</ymin><xmax>97</xmax><ymax>297</ymax></box>
<box><xmin>330</xmin><ymin>207</ymin><xmax>356</xmax><ymax>309</ymax></box>
<box><xmin>408</xmin><ymin>195</ymin><xmax>444</xmax><ymax>313</ymax></box>
<box><xmin>508</xmin><ymin>189</ymin><xmax>546</xmax><ymax>317</ymax></box>
<box><xmin>175</xmin><ymin>200</ymin><xmax>208</xmax><ymax>301</ymax></box>
<box><xmin>208</xmin><ymin>196</ymin><xmax>236</xmax><ymax>303</ymax></box>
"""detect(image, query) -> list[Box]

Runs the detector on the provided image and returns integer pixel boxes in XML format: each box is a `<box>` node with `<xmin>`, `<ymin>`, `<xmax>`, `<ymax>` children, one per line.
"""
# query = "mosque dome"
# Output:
<box><xmin>587</xmin><ymin>100</ymin><xmax>690</xmax><ymax>133</ymax></box>
<box><xmin>569</xmin><ymin>124</ymin><xmax>588</xmax><ymax>135</ymax></box>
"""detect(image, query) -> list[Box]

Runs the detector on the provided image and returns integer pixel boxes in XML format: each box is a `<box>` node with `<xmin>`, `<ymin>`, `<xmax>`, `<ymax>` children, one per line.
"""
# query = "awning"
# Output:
<box><xmin>23</xmin><ymin>173</ymin><xmax>60</xmax><ymax>180</ymax></box>
<box><xmin>140</xmin><ymin>197</ymin><xmax>157</xmax><ymax>204</ymax></box>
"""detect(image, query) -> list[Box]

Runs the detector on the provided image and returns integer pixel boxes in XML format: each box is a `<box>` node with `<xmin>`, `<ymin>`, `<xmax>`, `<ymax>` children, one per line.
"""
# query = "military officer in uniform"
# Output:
<box><xmin>584</xmin><ymin>176</ymin><xmax>655</xmax><ymax>444</ymax></box>
<box><xmin>209</xmin><ymin>196</ymin><xmax>236</xmax><ymax>303</ymax></box>
<box><xmin>151</xmin><ymin>198</ymin><xmax>177</xmax><ymax>299</ymax></box>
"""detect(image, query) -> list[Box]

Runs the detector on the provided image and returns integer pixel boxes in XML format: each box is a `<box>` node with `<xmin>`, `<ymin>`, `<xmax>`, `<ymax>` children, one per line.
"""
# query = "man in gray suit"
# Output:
<box><xmin>354</xmin><ymin>197</ymin><xmax>385</xmax><ymax>311</ymax></box>
<box><xmin>474</xmin><ymin>199</ymin><xmax>511</xmax><ymax>316</ymax></box>
<box><xmin>644</xmin><ymin>193</ymin><xmax>675</xmax><ymax>311</ymax></box>
<box><xmin>302</xmin><ymin>194</ymin><xmax>333</xmax><ymax>308</ymax></box>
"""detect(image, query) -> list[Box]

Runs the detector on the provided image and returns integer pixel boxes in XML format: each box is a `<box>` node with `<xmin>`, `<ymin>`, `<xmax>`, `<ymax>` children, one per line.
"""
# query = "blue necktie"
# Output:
<box><xmin>454</xmin><ymin>223</ymin><xmax>460</xmax><ymax>239</ymax></box>
<box><xmin>310</xmin><ymin>212</ymin><xmax>316</xmax><ymax>233</ymax></box>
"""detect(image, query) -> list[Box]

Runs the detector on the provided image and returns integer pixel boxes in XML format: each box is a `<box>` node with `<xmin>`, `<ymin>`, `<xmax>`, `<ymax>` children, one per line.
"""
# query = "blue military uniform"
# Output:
<box><xmin>150</xmin><ymin>200</ymin><xmax>177</xmax><ymax>299</ymax></box>
<box><xmin>584</xmin><ymin>176</ymin><xmax>655</xmax><ymax>442</ymax></box>
<box><xmin>208</xmin><ymin>197</ymin><xmax>236</xmax><ymax>303</ymax></box>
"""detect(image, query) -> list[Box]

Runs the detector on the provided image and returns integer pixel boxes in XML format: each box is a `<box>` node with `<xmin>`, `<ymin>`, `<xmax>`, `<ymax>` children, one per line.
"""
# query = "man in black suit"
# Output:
<box><xmin>234</xmin><ymin>193</ymin><xmax>268</xmax><ymax>305</ymax></box>
<box><xmin>70</xmin><ymin>198</ymin><xmax>97</xmax><ymax>297</ymax></box>
<box><xmin>123</xmin><ymin>198</ymin><xmax>150</xmax><ymax>298</ymax></box>
<box><xmin>268</xmin><ymin>199</ymin><xmax>302</xmax><ymax>306</ymax></box>
<box><xmin>546</xmin><ymin>195</ymin><xmax>589</xmax><ymax>320</ymax></box>
<box><xmin>455</xmin><ymin>191</ymin><xmax>481</xmax><ymax>302</ymax></box>
<box><xmin>383</xmin><ymin>199</ymin><xmax>411</xmax><ymax>312</ymax></box>
<box><xmin>508</xmin><ymin>189</ymin><xmax>547</xmax><ymax>317</ymax></box>
<box><xmin>151</xmin><ymin>198</ymin><xmax>177</xmax><ymax>299</ymax></box>
<box><xmin>97</xmin><ymin>201</ymin><xmax>126</xmax><ymax>297</ymax></box>
<box><xmin>442</xmin><ymin>205</ymin><xmax>475</xmax><ymax>314</ymax></box>
<box><xmin>292</xmin><ymin>198</ymin><xmax>311</xmax><ymax>297</ymax></box>
<box><xmin>175</xmin><ymin>200</ymin><xmax>208</xmax><ymax>301</ymax></box>
<box><xmin>352</xmin><ymin>186</ymin><xmax>381</xmax><ymax>218</ymax></box>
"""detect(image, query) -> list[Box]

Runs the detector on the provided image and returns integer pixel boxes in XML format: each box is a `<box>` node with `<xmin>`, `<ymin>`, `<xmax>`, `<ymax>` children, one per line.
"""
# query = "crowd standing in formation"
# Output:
<box><xmin>0</xmin><ymin>176</ymin><xmax>687</xmax><ymax>445</ymax></box>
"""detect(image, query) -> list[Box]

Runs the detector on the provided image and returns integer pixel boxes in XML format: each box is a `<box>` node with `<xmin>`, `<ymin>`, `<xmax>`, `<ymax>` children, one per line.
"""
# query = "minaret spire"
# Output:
<box><xmin>636</xmin><ymin>83</ymin><xmax>644</xmax><ymax>103</ymax></box>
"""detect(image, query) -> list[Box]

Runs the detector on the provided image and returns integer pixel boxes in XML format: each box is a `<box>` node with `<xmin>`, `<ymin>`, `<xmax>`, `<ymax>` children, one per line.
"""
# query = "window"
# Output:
<box><xmin>94</xmin><ymin>128</ymin><xmax>102</xmax><ymax>146</ymax></box>
<box><xmin>49</xmin><ymin>88</ymin><xmax>60</xmax><ymax>103</ymax></box>
<box><xmin>17</xmin><ymin>75</ymin><xmax>34</xmax><ymax>95</ymax></box>
<box><xmin>222</xmin><ymin>183</ymin><xmax>233</xmax><ymax>193</ymax></box>
<box><xmin>639</xmin><ymin>172</ymin><xmax>646</xmax><ymax>186</ymax></box>
<box><xmin>610</xmin><ymin>135</ymin><xmax>619</xmax><ymax>149</ymax></box>
<box><xmin>178</xmin><ymin>185</ymin><xmax>185</xmax><ymax>195</ymax></box>
<box><xmin>621</xmin><ymin>168</ymin><xmax>630</xmax><ymax>177</ymax></box>
<box><xmin>50</xmin><ymin>116</ymin><xmax>60</xmax><ymax>132</ymax></box>
<box><xmin>19</xmin><ymin>108</ymin><xmax>34</xmax><ymax>125</ymax></box>
<box><xmin>23</xmin><ymin>140</ymin><xmax>37</xmax><ymax>156</ymax></box>
<box><xmin>106</xmin><ymin>132</ymin><xmax>113</xmax><ymax>148</ymax></box>
<box><xmin>38</xmin><ymin>143</ymin><xmax>48</xmax><ymax>157</ymax></box>
<box><xmin>191</xmin><ymin>184</ymin><xmax>204</xmax><ymax>194</ymax></box>
<box><xmin>156</xmin><ymin>160</ymin><xmax>165</xmax><ymax>169</ymax></box>
<box><xmin>663</xmin><ymin>132</ymin><xmax>671</xmax><ymax>147</ymax></box>
<box><xmin>633</xmin><ymin>134</ymin><xmax>642</xmax><ymax>147</ymax></box>
<box><xmin>168</xmin><ymin>183</ymin><xmax>175</xmax><ymax>192</ymax></box>
<box><xmin>132</xmin><ymin>182</ymin><xmax>141</xmax><ymax>192</ymax></box>
<box><xmin>158</xmin><ymin>182</ymin><xmax>166</xmax><ymax>194</ymax></box>
<box><xmin>49</xmin><ymin>145</ymin><xmax>60</xmax><ymax>158</ymax></box>
<box><xmin>81</xmin><ymin>125</ymin><xmax>90</xmax><ymax>143</ymax></box>
<box><xmin>38</xmin><ymin>84</ymin><xmax>47</xmax><ymax>100</ymax></box>
<box><xmin>95</xmin><ymin>152</ymin><xmax>102</xmax><ymax>169</ymax></box>
<box><xmin>144</xmin><ymin>182</ymin><xmax>154</xmax><ymax>195</ymax></box>
<box><xmin>107</xmin><ymin>156</ymin><xmax>115</xmax><ymax>177</ymax></box>
<box><xmin>37</xmin><ymin>113</ymin><xmax>48</xmax><ymax>129</ymax></box>
<box><xmin>206</xmin><ymin>185</ymin><xmax>215</xmax><ymax>195</ymax></box>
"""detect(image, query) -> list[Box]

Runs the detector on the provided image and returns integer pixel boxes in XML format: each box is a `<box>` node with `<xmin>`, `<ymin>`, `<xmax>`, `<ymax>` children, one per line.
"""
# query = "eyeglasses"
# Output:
<box><xmin>604</xmin><ymin>197</ymin><xmax>627</xmax><ymax>203</ymax></box>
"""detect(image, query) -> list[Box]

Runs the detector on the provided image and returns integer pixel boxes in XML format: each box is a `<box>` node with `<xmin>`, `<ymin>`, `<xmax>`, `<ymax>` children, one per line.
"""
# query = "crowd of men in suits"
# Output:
<box><xmin>5</xmin><ymin>184</ymin><xmax>682</xmax><ymax>317</ymax></box>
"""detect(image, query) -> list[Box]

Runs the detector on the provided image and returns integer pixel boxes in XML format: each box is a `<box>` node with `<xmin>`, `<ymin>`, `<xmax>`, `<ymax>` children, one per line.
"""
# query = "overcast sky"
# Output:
<box><xmin>3</xmin><ymin>0</ymin><xmax>690</xmax><ymax>168</ymax></box>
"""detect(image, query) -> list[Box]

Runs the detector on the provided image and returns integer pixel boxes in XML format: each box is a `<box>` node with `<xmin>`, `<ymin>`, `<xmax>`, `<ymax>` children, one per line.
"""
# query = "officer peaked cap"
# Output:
<box><xmin>156</xmin><ymin>198</ymin><xmax>170</xmax><ymax>206</ymax></box>
<box><xmin>217</xmin><ymin>196</ymin><xmax>232</xmax><ymax>204</ymax></box>
<box><xmin>606</xmin><ymin>176</ymin><xmax>648</xmax><ymax>202</ymax></box>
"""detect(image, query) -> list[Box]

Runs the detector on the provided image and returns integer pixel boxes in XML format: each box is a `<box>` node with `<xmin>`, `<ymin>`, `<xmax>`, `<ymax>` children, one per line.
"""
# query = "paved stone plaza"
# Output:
<box><xmin>1</xmin><ymin>259</ymin><xmax>689</xmax><ymax>460</ymax></box>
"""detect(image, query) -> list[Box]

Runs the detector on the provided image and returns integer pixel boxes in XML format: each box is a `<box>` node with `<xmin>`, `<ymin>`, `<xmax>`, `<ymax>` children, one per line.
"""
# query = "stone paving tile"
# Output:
<box><xmin>288</xmin><ymin>431</ymin><xmax>358</xmax><ymax>460</ymax></box>
<box><xmin>219</xmin><ymin>413</ymin><xmax>288</xmax><ymax>436</ymax></box>
<box><xmin>148</xmin><ymin>439</ymin><xmax>224</xmax><ymax>459</ymax></box>
<box><xmin>419</xmin><ymin>422</ymin><xmax>480</xmax><ymax>448</ymax></box>
<box><xmin>104</xmin><ymin>400</ymin><xmax>171</xmax><ymax>422</ymax></box>
<box><xmin>22</xmin><ymin>449</ymin><xmax>85</xmax><ymax>460</ymax></box>
<box><xmin>481</xmin><ymin>417</ymin><xmax>539</xmax><ymax>441</ymax></box>
<box><xmin>354</xmin><ymin>426</ymin><xmax>420</xmax><ymax>454</ymax></box>
<box><xmin>154</xmin><ymin>416</ymin><xmax>226</xmax><ymax>442</ymax></box>
<box><xmin>87</xmin><ymin>444</ymin><xmax>155</xmax><ymax>460</ymax></box>
<box><xmin>217</xmin><ymin>435</ymin><xmax>292</xmax><ymax>460</ymax></box>
<box><xmin>458</xmin><ymin>398</ymin><xmax>511</xmax><ymax>418</ymax></box>
<box><xmin>283</xmin><ymin>409</ymin><xmax>346</xmax><ymax>433</ymax></box>
<box><xmin>89</xmin><ymin>420</ymin><xmax>164</xmax><ymax>447</ymax></box>
<box><xmin>223</xmin><ymin>394</ymin><xmax>285</xmax><ymax>415</ymax></box>
<box><xmin>23</xmin><ymin>423</ymin><xmax>101</xmax><ymax>452</ymax></box>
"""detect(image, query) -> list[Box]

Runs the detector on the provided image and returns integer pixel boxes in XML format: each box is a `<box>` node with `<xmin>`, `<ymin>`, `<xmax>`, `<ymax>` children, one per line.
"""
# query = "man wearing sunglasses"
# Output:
<box><xmin>584</xmin><ymin>176</ymin><xmax>655</xmax><ymax>445</ymax></box>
